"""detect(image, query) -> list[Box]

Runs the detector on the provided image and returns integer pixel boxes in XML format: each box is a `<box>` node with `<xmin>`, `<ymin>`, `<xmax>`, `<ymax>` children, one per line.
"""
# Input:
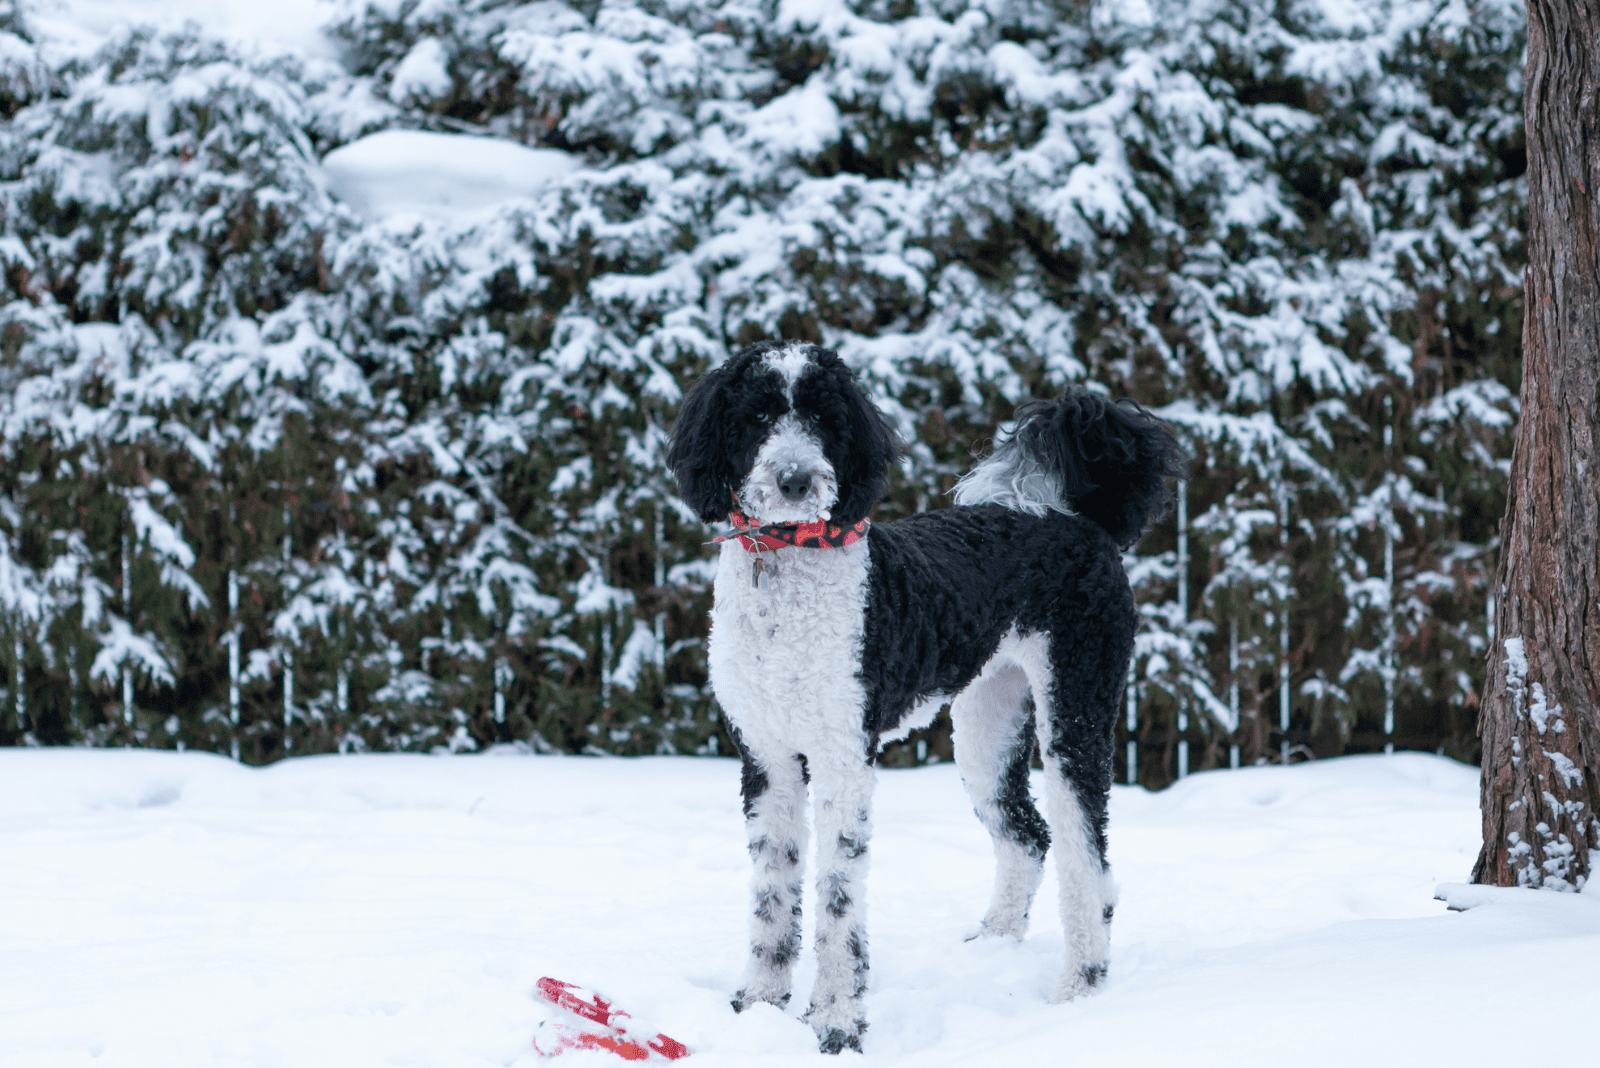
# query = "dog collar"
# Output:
<box><xmin>715</xmin><ymin>510</ymin><xmax>869</xmax><ymax>552</ymax></box>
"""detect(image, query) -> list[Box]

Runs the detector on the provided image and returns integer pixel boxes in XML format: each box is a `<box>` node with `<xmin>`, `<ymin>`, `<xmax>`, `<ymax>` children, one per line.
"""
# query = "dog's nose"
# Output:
<box><xmin>778</xmin><ymin>468</ymin><xmax>812</xmax><ymax>502</ymax></box>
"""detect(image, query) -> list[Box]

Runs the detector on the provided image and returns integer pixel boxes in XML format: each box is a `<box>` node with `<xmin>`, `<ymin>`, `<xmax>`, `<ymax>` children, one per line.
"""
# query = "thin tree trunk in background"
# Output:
<box><xmin>1473</xmin><ymin>0</ymin><xmax>1600</xmax><ymax>889</ymax></box>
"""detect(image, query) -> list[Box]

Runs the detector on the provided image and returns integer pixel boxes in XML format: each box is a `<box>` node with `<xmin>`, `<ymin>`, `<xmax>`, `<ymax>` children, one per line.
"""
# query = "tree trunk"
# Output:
<box><xmin>1472</xmin><ymin>0</ymin><xmax>1600</xmax><ymax>890</ymax></box>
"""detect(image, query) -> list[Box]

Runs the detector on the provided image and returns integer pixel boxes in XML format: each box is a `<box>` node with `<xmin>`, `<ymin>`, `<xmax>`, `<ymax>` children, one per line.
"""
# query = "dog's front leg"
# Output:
<box><xmin>805</xmin><ymin>756</ymin><xmax>874</xmax><ymax>1054</ymax></box>
<box><xmin>731</xmin><ymin>743</ymin><xmax>809</xmax><ymax>1014</ymax></box>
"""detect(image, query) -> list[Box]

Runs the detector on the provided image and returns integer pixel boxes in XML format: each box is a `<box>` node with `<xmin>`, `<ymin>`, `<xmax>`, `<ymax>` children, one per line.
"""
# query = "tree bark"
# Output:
<box><xmin>1472</xmin><ymin>0</ymin><xmax>1600</xmax><ymax>890</ymax></box>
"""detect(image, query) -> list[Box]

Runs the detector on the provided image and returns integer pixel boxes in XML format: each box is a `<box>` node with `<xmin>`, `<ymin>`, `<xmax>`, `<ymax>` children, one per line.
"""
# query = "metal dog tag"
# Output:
<box><xmin>752</xmin><ymin>557</ymin><xmax>776</xmax><ymax>588</ymax></box>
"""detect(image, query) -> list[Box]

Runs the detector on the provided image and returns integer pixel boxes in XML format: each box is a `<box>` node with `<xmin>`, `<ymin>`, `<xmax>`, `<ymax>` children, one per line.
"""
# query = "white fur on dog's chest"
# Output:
<box><xmin>706</xmin><ymin>538</ymin><xmax>871</xmax><ymax>755</ymax></box>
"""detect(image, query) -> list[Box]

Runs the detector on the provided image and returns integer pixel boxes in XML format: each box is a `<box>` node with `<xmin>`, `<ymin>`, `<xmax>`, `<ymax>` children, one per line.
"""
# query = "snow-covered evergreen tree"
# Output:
<box><xmin>0</xmin><ymin>0</ymin><xmax>1523</xmax><ymax>780</ymax></box>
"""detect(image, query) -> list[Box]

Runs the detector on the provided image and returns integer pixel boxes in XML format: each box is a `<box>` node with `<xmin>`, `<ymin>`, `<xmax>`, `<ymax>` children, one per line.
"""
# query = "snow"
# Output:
<box><xmin>390</xmin><ymin>37</ymin><xmax>453</xmax><ymax>102</ymax></box>
<box><xmin>321</xmin><ymin>130</ymin><xmax>581</xmax><ymax>224</ymax></box>
<box><xmin>25</xmin><ymin>0</ymin><xmax>338</xmax><ymax>61</ymax></box>
<box><xmin>1529</xmin><ymin>681</ymin><xmax>1562</xmax><ymax>735</ymax></box>
<box><xmin>1504</xmin><ymin>635</ymin><xmax>1528</xmax><ymax>681</ymax></box>
<box><xmin>3</xmin><ymin>750</ymin><xmax>1596</xmax><ymax>1067</ymax></box>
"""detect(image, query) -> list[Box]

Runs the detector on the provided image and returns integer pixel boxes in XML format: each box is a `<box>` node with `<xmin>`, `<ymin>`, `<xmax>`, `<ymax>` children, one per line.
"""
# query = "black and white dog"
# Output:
<box><xmin>667</xmin><ymin>341</ymin><xmax>1185</xmax><ymax>1053</ymax></box>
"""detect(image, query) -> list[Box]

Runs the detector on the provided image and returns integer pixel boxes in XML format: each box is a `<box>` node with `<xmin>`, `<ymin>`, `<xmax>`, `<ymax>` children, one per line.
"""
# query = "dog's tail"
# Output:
<box><xmin>952</xmin><ymin>389</ymin><xmax>1188</xmax><ymax>550</ymax></box>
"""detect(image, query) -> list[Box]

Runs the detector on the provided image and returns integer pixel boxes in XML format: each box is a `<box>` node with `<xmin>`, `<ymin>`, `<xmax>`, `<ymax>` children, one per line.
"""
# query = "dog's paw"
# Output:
<box><xmin>731</xmin><ymin>987</ymin><xmax>791</xmax><ymax>1013</ymax></box>
<box><xmin>805</xmin><ymin>999</ymin><xmax>866</xmax><ymax>1055</ymax></box>
<box><xmin>962</xmin><ymin>916</ymin><xmax>1027</xmax><ymax>942</ymax></box>
<box><xmin>1050</xmin><ymin>962</ymin><xmax>1108</xmax><ymax>1003</ymax></box>
<box><xmin>733</xmin><ymin>957</ymin><xmax>796</xmax><ymax>1014</ymax></box>
<box><xmin>814</xmin><ymin>1021</ymin><xmax>866</xmax><ymax>1055</ymax></box>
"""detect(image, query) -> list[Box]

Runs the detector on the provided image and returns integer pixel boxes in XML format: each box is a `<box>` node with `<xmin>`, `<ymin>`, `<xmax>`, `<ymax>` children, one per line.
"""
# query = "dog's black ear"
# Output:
<box><xmin>667</xmin><ymin>362</ymin><xmax>740</xmax><ymax>523</ymax></box>
<box><xmin>795</xmin><ymin>353</ymin><xmax>902</xmax><ymax>527</ymax></box>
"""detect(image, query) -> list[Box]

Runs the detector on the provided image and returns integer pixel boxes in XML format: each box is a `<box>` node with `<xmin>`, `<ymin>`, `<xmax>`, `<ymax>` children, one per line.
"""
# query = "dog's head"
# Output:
<box><xmin>667</xmin><ymin>342</ymin><xmax>901</xmax><ymax>527</ymax></box>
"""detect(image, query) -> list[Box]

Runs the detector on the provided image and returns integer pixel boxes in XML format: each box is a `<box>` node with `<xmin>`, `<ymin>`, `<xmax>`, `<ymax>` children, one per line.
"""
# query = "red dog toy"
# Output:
<box><xmin>532</xmin><ymin>977</ymin><xmax>690</xmax><ymax>1061</ymax></box>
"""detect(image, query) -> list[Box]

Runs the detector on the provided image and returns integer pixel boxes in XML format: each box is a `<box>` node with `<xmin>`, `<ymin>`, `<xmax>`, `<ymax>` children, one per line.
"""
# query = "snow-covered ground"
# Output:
<box><xmin>2</xmin><ymin>750</ymin><xmax>1595</xmax><ymax>1067</ymax></box>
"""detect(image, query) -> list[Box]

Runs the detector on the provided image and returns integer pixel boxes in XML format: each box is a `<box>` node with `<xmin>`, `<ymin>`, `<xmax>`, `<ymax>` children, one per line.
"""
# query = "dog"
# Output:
<box><xmin>666</xmin><ymin>341</ymin><xmax>1185</xmax><ymax>1053</ymax></box>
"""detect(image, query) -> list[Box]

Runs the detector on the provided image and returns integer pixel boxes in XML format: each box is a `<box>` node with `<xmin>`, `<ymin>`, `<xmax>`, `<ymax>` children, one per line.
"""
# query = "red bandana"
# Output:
<box><xmin>715</xmin><ymin>510</ymin><xmax>869</xmax><ymax>552</ymax></box>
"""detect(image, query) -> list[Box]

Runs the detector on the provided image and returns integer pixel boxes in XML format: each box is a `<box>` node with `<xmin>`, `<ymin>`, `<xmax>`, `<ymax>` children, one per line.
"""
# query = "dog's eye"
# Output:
<box><xmin>755</xmin><ymin>411</ymin><xmax>770</xmax><ymax>424</ymax></box>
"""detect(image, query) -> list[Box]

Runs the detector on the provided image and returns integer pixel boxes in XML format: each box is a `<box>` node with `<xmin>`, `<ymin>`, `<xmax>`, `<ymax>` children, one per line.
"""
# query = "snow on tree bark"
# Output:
<box><xmin>1472</xmin><ymin>0</ymin><xmax>1600</xmax><ymax>890</ymax></box>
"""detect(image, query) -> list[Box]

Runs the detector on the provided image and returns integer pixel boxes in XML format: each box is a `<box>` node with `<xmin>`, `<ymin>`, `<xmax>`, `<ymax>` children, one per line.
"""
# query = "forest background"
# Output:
<box><xmin>0</xmin><ymin>0</ymin><xmax>1526</xmax><ymax>788</ymax></box>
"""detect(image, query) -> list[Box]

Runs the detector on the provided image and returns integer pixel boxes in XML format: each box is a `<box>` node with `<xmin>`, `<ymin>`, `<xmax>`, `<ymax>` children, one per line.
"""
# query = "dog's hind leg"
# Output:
<box><xmin>731</xmin><ymin>739</ymin><xmax>809</xmax><ymax>1014</ymax></box>
<box><xmin>1012</xmin><ymin>630</ymin><xmax>1121</xmax><ymax>1003</ymax></box>
<box><xmin>951</xmin><ymin>661</ymin><xmax>1049</xmax><ymax>940</ymax></box>
<box><xmin>804</xmin><ymin>754</ymin><xmax>874</xmax><ymax>1054</ymax></box>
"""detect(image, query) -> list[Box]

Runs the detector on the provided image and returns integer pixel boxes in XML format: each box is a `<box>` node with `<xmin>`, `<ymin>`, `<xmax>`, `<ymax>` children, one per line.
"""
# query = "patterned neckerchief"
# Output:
<box><xmin>715</xmin><ymin>509</ymin><xmax>870</xmax><ymax>552</ymax></box>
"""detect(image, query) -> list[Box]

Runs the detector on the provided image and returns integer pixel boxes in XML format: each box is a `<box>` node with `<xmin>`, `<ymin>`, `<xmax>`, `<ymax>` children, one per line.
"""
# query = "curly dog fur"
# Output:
<box><xmin>668</xmin><ymin>341</ymin><xmax>1186</xmax><ymax>1053</ymax></box>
